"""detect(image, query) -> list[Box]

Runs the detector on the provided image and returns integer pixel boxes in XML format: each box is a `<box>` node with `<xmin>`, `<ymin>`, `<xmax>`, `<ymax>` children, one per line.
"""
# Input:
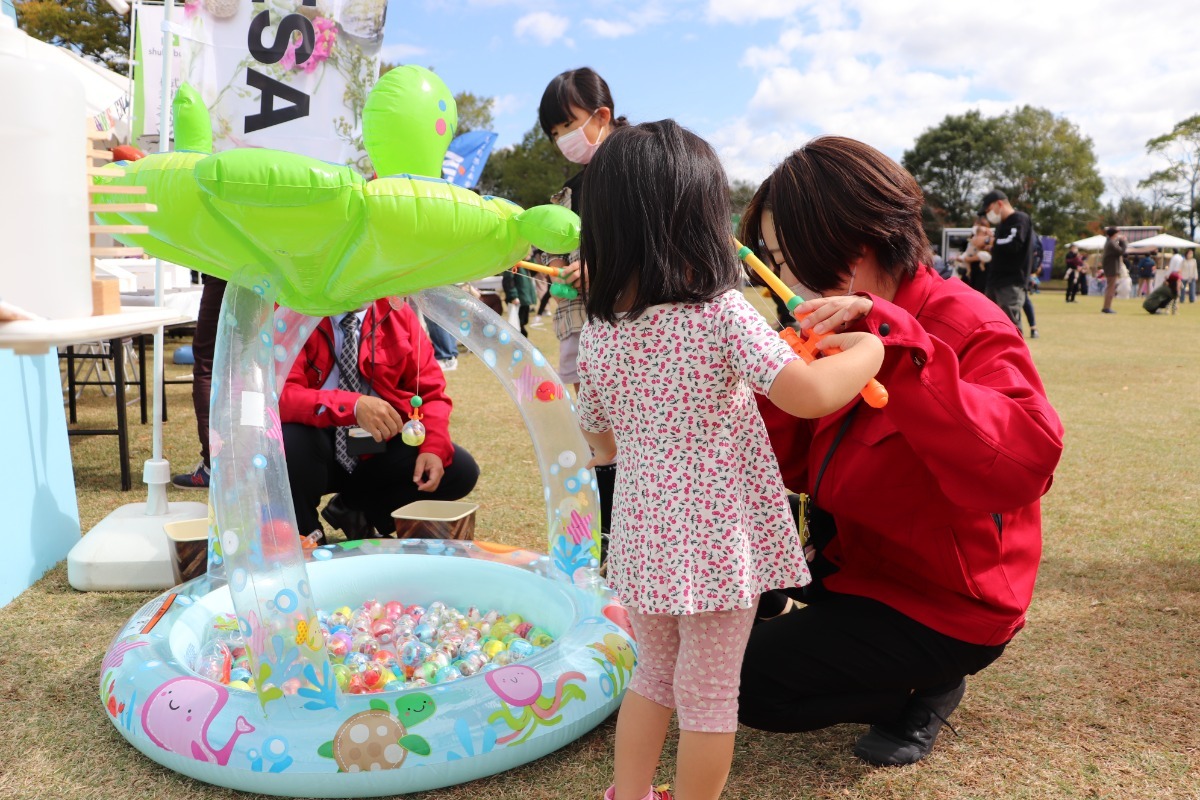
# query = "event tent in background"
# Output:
<box><xmin>18</xmin><ymin>27</ymin><xmax>131</xmax><ymax>138</ymax></box>
<box><xmin>1126</xmin><ymin>232</ymin><xmax>1200</xmax><ymax>251</ymax></box>
<box><xmin>1070</xmin><ymin>234</ymin><xmax>1109</xmax><ymax>250</ymax></box>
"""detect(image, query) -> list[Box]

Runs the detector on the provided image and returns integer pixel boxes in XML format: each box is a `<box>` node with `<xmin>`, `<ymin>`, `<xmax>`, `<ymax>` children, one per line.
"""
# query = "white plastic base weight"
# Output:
<box><xmin>67</xmin><ymin>501</ymin><xmax>209</xmax><ymax>591</ymax></box>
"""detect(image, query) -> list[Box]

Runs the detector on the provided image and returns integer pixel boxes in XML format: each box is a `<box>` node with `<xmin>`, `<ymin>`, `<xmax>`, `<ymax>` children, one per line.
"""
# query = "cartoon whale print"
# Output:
<box><xmin>141</xmin><ymin>677</ymin><xmax>254</xmax><ymax>765</ymax></box>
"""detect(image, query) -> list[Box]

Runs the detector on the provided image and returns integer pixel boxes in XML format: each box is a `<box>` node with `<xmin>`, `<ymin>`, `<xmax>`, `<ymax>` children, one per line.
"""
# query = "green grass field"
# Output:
<box><xmin>1</xmin><ymin>289</ymin><xmax>1198</xmax><ymax>800</ymax></box>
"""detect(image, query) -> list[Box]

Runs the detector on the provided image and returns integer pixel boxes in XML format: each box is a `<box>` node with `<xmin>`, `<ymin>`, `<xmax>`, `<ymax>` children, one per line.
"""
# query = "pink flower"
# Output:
<box><xmin>183</xmin><ymin>0</ymin><xmax>201</xmax><ymax>19</ymax></box>
<box><xmin>279</xmin><ymin>34</ymin><xmax>300</xmax><ymax>71</ymax></box>
<box><xmin>303</xmin><ymin>17</ymin><xmax>338</xmax><ymax>74</ymax></box>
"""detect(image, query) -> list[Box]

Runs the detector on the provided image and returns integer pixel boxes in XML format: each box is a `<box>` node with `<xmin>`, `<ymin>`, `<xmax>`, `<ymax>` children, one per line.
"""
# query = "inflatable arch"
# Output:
<box><xmin>98</xmin><ymin>66</ymin><xmax>634</xmax><ymax>797</ymax></box>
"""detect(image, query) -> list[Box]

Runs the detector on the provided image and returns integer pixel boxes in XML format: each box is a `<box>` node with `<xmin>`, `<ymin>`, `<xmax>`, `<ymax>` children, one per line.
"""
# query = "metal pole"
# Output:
<box><xmin>143</xmin><ymin>0</ymin><xmax>174</xmax><ymax>515</ymax></box>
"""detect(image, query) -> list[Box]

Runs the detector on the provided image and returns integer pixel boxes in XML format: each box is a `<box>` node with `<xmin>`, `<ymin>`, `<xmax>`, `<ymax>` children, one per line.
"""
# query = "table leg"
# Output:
<box><xmin>66</xmin><ymin>345</ymin><xmax>78</xmax><ymax>423</ymax></box>
<box><xmin>113</xmin><ymin>337</ymin><xmax>132</xmax><ymax>491</ymax></box>
<box><xmin>137</xmin><ymin>335</ymin><xmax>148</xmax><ymax>425</ymax></box>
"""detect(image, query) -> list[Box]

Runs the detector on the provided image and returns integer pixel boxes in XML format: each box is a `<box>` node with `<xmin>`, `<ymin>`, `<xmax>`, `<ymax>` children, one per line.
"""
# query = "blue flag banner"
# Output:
<box><xmin>442</xmin><ymin>130</ymin><xmax>498</xmax><ymax>189</ymax></box>
<box><xmin>1040</xmin><ymin>235</ymin><xmax>1057</xmax><ymax>280</ymax></box>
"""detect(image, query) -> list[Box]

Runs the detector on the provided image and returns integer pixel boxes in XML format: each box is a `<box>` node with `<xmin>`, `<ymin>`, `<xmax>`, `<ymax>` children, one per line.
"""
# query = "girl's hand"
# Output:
<box><xmin>797</xmin><ymin>295</ymin><xmax>874</xmax><ymax>335</ymax></box>
<box><xmin>814</xmin><ymin>330</ymin><xmax>884</xmax><ymax>356</ymax></box>
<box><xmin>562</xmin><ymin>261</ymin><xmax>589</xmax><ymax>289</ymax></box>
<box><xmin>586</xmin><ymin>449</ymin><xmax>617</xmax><ymax>469</ymax></box>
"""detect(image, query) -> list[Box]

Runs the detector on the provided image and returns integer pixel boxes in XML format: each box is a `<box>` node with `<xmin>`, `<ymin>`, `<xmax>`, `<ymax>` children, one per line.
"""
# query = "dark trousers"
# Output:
<box><xmin>191</xmin><ymin>277</ymin><xmax>227</xmax><ymax>467</ymax></box>
<box><xmin>1022</xmin><ymin>290</ymin><xmax>1037</xmax><ymax>330</ymax></box>
<box><xmin>738</xmin><ymin>593</ymin><xmax>1006</xmax><ymax>732</ymax></box>
<box><xmin>536</xmin><ymin>290</ymin><xmax>552</xmax><ymax>316</ymax></box>
<box><xmin>282</xmin><ymin>423</ymin><xmax>480</xmax><ymax>536</ymax></box>
<box><xmin>425</xmin><ymin>319</ymin><xmax>458</xmax><ymax>361</ymax></box>
<box><xmin>516</xmin><ymin>304</ymin><xmax>530</xmax><ymax>337</ymax></box>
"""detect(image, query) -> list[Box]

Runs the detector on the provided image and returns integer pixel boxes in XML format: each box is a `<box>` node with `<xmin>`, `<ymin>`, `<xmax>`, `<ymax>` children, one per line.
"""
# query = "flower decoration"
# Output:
<box><xmin>306</xmin><ymin>17</ymin><xmax>338</xmax><ymax>74</ymax></box>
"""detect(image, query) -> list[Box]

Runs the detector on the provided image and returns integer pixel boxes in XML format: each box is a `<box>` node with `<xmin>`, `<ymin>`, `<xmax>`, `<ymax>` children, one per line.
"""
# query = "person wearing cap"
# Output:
<box><xmin>1100</xmin><ymin>226</ymin><xmax>1127</xmax><ymax>313</ymax></box>
<box><xmin>977</xmin><ymin>189</ymin><xmax>1031</xmax><ymax>328</ymax></box>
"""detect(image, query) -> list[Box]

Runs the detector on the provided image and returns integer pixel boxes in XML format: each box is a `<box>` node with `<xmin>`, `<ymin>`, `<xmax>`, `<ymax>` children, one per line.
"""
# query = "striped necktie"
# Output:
<box><xmin>334</xmin><ymin>314</ymin><xmax>363</xmax><ymax>473</ymax></box>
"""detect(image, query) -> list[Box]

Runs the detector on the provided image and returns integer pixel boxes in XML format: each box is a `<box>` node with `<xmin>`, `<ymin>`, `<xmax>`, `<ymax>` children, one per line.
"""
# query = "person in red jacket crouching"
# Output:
<box><xmin>737</xmin><ymin>137</ymin><xmax>1064</xmax><ymax>767</ymax></box>
<box><xmin>279</xmin><ymin>298</ymin><xmax>479</xmax><ymax>542</ymax></box>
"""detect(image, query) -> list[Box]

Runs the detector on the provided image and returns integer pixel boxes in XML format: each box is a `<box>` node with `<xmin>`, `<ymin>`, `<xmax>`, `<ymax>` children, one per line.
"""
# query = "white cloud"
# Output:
<box><xmin>582</xmin><ymin>3</ymin><xmax>674</xmax><ymax>38</ymax></box>
<box><xmin>513</xmin><ymin>12</ymin><xmax>570</xmax><ymax>46</ymax></box>
<box><xmin>490</xmin><ymin>93</ymin><xmax>522</xmax><ymax>117</ymax></box>
<box><xmin>379</xmin><ymin>43</ymin><xmax>428</xmax><ymax>63</ymax></box>
<box><xmin>716</xmin><ymin>0</ymin><xmax>1200</xmax><ymax>203</ymax></box>
<box><xmin>584</xmin><ymin>18</ymin><xmax>638</xmax><ymax>38</ymax></box>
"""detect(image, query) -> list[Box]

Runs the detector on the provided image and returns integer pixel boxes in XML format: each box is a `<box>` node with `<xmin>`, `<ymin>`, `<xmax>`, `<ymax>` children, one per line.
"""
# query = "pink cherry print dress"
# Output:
<box><xmin>577</xmin><ymin>289</ymin><xmax>812</xmax><ymax>615</ymax></box>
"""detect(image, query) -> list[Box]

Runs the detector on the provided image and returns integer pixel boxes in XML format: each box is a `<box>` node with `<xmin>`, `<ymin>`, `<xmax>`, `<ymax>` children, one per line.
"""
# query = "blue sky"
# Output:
<box><xmin>384</xmin><ymin>0</ymin><xmax>1199</xmax><ymax>199</ymax></box>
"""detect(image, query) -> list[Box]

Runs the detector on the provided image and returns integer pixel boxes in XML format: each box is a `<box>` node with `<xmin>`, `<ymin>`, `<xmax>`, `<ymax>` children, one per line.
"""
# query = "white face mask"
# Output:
<box><xmin>556</xmin><ymin>111</ymin><xmax>604</xmax><ymax>164</ymax></box>
<box><xmin>986</xmin><ymin>209</ymin><xmax>1002</xmax><ymax>226</ymax></box>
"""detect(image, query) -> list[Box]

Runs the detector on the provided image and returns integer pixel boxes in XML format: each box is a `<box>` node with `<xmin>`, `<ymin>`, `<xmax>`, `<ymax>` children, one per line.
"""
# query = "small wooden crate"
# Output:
<box><xmin>391</xmin><ymin>500</ymin><xmax>478</xmax><ymax>540</ymax></box>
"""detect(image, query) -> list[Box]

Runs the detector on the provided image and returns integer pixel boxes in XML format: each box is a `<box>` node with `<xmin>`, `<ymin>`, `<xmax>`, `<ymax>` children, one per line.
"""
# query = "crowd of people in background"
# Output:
<box><xmin>949</xmin><ymin>211</ymin><xmax>1196</xmax><ymax>324</ymax></box>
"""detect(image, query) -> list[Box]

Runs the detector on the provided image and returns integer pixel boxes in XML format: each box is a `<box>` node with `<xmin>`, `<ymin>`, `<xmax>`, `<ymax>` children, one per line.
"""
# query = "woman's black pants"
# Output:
<box><xmin>738</xmin><ymin>592</ymin><xmax>1008</xmax><ymax>732</ymax></box>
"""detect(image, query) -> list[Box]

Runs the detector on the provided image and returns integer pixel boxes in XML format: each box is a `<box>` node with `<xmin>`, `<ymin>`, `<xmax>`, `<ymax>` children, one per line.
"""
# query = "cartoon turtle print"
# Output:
<box><xmin>318</xmin><ymin>693</ymin><xmax>436</xmax><ymax>772</ymax></box>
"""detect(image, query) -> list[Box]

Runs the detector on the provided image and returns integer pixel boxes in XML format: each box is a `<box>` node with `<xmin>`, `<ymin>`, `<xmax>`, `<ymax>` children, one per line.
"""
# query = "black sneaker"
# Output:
<box><xmin>320</xmin><ymin>494</ymin><xmax>376</xmax><ymax>540</ymax></box>
<box><xmin>1101</xmin><ymin>308</ymin><xmax>1117</xmax><ymax>314</ymax></box>
<box><xmin>853</xmin><ymin>679</ymin><xmax>966</xmax><ymax>766</ymax></box>
<box><xmin>171</xmin><ymin>461</ymin><xmax>210</xmax><ymax>489</ymax></box>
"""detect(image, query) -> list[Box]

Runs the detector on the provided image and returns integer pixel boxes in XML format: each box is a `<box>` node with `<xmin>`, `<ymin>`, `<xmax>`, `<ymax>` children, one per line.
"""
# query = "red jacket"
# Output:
<box><xmin>279</xmin><ymin>299</ymin><xmax>455</xmax><ymax>465</ymax></box>
<box><xmin>759</xmin><ymin>265</ymin><xmax>1063</xmax><ymax>646</ymax></box>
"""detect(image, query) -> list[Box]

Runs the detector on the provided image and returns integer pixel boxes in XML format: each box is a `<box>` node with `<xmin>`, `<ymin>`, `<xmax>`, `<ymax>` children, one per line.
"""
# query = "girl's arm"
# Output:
<box><xmin>767</xmin><ymin>332</ymin><xmax>885</xmax><ymax>419</ymax></box>
<box><xmin>583</xmin><ymin>430</ymin><xmax>617</xmax><ymax>468</ymax></box>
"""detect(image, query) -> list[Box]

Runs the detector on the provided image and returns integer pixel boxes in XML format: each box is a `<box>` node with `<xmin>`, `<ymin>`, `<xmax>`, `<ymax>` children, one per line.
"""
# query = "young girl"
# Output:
<box><xmin>538</xmin><ymin>66</ymin><xmax>631</xmax><ymax>569</ymax></box>
<box><xmin>576</xmin><ymin>120</ymin><xmax>885</xmax><ymax>800</ymax></box>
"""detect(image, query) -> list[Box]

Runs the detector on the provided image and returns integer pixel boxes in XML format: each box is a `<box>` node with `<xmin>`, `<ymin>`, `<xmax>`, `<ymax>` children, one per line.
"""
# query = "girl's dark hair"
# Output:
<box><xmin>741</xmin><ymin>136</ymin><xmax>932</xmax><ymax>293</ymax></box>
<box><xmin>580</xmin><ymin>120</ymin><xmax>740</xmax><ymax>324</ymax></box>
<box><xmin>538</xmin><ymin>67</ymin><xmax>628</xmax><ymax>138</ymax></box>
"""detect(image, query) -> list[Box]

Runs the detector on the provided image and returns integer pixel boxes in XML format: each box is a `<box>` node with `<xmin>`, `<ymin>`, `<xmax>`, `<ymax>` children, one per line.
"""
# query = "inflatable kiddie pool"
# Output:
<box><xmin>103</xmin><ymin>541</ymin><xmax>635</xmax><ymax>797</ymax></box>
<box><xmin>97</xmin><ymin>67</ymin><xmax>635</xmax><ymax>797</ymax></box>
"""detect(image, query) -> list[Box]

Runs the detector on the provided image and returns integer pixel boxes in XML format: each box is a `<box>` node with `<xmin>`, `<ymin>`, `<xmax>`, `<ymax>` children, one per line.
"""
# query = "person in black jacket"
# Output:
<box><xmin>978</xmin><ymin>189</ymin><xmax>1031</xmax><ymax>328</ymax></box>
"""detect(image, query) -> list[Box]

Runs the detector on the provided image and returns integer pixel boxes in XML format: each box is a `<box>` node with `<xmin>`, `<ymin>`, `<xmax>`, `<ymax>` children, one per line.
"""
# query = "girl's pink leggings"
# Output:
<box><xmin>625</xmin><ymin>603</ymin><xmax>758</xmax><ymax>733</ymax></box>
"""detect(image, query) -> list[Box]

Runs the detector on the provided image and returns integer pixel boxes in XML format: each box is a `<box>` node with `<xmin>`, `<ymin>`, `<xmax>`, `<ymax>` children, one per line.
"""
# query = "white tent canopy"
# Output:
<box><xmin>1070</xmin><ymin>234</ymin><xmax>1108</xmax><ymax>250</ymax></box>
<box><xmin>1126</xmin><ymin>233</ymin><xmax>1199</xmax><ymax>251</ymax></box>
<box><xmin>27</xmin><ymin>36</ymin><xmax>130</xmax><ymax>138</ymax></box>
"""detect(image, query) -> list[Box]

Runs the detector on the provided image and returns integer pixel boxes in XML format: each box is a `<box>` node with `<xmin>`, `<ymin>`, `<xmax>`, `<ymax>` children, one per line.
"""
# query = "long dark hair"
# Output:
<box><xmin>538</xmin><ymin>67</ymin><xmax>628</xmax><ymax>138</ymax></box>
<box><xmin>580</xmin><ymin>120</ymin><xmax>741</xmax><ymax>324</ymax></box>
<box><xmin>741</xmin><ymin>136</ymin><xmax>931</xmax><ymax>292</ymax></box>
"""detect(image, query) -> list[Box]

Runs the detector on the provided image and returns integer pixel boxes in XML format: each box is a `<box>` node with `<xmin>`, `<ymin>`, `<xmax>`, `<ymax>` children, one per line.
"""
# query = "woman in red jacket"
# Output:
<box><xmin>736</xmin><ymin>137</ymin><xmax>1063</xmax><ymax>766</ymax></box>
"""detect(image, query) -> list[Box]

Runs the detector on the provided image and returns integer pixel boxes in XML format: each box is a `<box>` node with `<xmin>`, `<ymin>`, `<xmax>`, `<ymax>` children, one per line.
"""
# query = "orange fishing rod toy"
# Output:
<box><xmin>513</xmin><ymin>260</ymin><xmax>579</xmax><ymax>300</ymax></box>
<box><xmin>734</xmin><ymin>238</ymin><xmax>888</xmax><ymax>409</ymax></box>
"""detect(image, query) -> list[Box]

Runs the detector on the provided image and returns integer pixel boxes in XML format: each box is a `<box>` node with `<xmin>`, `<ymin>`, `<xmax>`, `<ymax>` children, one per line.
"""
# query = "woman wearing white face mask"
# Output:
<box><xmin>536</xmin><ymin>67</ymin><xmax>630</xmax><ymax>576</ymax></box>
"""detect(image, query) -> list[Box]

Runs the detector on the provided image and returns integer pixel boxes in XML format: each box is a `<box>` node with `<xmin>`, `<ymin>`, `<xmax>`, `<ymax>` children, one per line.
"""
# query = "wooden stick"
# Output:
<box><xmin>86</xmin><ymin>129</ymin><xmax>111</xmax><ymax>140</ymax></box>
<box><xmin>90</xmin><ymin>224</ymin><xmax>148</xmax><ymax>235</ymax></box>
<box><xmin>90</xmin><ymin>246</ymin><xmax>145</xmax><ymax>257</ymax></box>
<box><xmin>88</xmin><ymin>184</ymin><xmax>146</xmax><ymax>195</ymax></box>
<box><xmin>87</xmin><ymin>148</ymin><xmax>113</xmax><ymax>161</ymax></box>
<box><xmin>88</xmin><ymin>203</ymin><xmax>157</xmax><ymax>214</ymax></box>
<box><xmin>87</xmin><ymin>166</ymin><xmax>125</xmax><ymax>177</ymax></box>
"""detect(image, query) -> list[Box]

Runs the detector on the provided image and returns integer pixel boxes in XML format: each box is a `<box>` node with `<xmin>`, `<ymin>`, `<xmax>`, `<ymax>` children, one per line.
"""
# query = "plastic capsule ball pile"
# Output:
<box><xmin>193</xmin><ymin>601</ymin><xmax>557</xmax><ymax>694</ymax></box>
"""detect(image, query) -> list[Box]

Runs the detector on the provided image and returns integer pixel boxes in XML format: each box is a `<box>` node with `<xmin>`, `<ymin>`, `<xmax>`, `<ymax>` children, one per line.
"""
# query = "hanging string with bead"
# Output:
<box><xmin>402</xmin><ymin>306</ymin><xmax>427</xmax><ymax>447</ymax></box>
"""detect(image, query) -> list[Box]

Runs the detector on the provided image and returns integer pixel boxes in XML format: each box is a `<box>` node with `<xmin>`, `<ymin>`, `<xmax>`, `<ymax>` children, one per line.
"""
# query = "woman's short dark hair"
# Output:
<box><xmin>579</xmin><ymin>120</ymin><xmax>740</xmax><ymax>324</ymax></box>
<box><xmin>539</xmin><ymin>67</ymin><xmax>628</xmax><ymax>138</ymax></box>
<box><xmin>741</xmin><ymin>136</ymin><xmax>932</xmax><ymax>293</ymax></box>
